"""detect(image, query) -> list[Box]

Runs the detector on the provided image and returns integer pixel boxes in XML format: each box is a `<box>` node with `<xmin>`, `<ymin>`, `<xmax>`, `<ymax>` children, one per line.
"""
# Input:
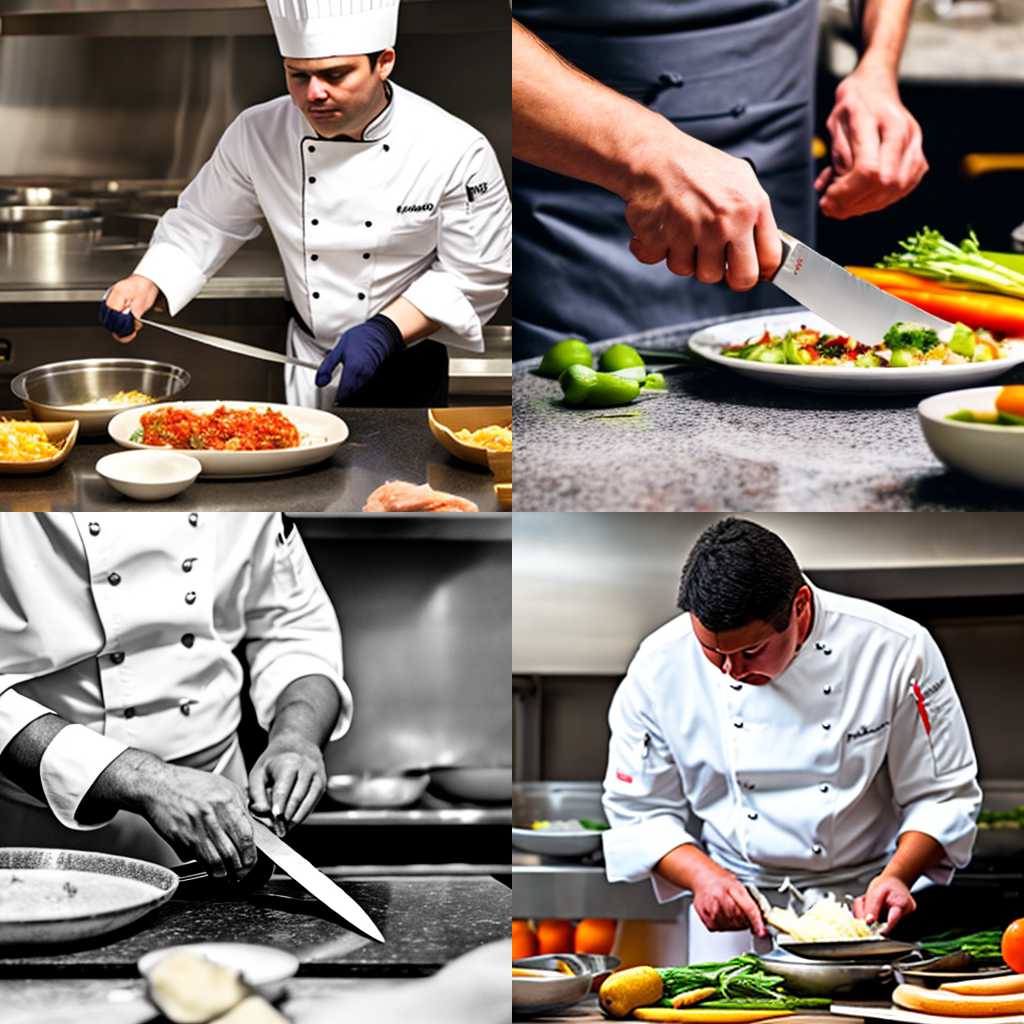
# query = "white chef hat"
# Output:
<box><xmin>267</xmin><ymin>0</ymin><xmax>400</xmax><ymax>59</ymax></box>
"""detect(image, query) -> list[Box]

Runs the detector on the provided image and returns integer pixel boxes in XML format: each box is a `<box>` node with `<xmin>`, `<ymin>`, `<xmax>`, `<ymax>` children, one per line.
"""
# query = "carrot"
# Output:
<box><xmin>846</xmin><ymin>266</ymin><xmax>948</xmax><ymax>292</ymax></box>
<box><xmin>885</xmin><ymin>286</ymin><xmax>1024</xmax><ymax>336</ymax></box>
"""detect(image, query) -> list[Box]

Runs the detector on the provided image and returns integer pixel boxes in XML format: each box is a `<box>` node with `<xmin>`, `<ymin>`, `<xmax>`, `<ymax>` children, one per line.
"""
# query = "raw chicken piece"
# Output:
<box><xmin>363</xmin><ymin>481</ymin><xmax>479</xmax><ymax>513</ymax></box>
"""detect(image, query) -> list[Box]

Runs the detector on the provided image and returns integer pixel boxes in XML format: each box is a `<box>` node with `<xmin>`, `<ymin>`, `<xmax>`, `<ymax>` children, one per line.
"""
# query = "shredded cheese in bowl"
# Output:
<box><xmin>769</xmin><ymin>894</ymin><xmax>876</xmax><ymax>942</ymax></box>
<box><xmin>74</xmin><ymin>390</ymin><xmax>155</xmax><ymax>410</ymax></box>
<box><xmin>0</xmin><ymin>420</ymin><xmax>63</xmax><ymax>462</ymax></box>
<box><xmin>453</xmin><ymin>425</ymin><xmax>513</xmax><ymax>452</ymax></box>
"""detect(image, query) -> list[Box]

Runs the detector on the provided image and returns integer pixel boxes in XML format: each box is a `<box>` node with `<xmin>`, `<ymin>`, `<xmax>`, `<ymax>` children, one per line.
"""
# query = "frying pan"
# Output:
<box><xmin>776</xmin><ymin>937</ymin><xmax>917</xmax><ymax>961</ymax></box>
<box><xmin>0</xmin><ymin>847</ymin><xmax>178</xmax><ymax>946</ymax></box>
<box><xmin>424</xmin><ymin>766</ymin><xmax>511</xmax><ymax>804</ymax></box>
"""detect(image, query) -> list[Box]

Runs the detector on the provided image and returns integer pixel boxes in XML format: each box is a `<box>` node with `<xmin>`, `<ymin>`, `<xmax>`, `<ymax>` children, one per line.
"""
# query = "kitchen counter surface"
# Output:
<box><xmin>513</xmin><ymin>309</ymin><xmax>1024</xmax><ymax>512</ymax></box>
<box><xmin>0</xmin><ymin>875</ymin><xmax>510</xmax><ymax>977</ymax></box>
<box><xmin>0</xmin><ymin>407</ymin><xmax>505</xmax><ymax>512</ymax></box>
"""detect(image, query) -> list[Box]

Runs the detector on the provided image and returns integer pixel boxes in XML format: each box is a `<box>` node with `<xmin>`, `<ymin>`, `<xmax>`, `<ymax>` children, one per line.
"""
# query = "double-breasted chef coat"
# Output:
<box><xmin>602</xmin><ymin>584</ymin><xmax>981</xmax><ymax>960</ymax></box>
<box><xmin>134</xmin><ymin>81</ymin><xmax>512</xmax><ymax>408</ymax></box>
<box><xmin>0</xmin><ymin>512</ymin><xmax>351</xmax><ymax>864</ymax></box>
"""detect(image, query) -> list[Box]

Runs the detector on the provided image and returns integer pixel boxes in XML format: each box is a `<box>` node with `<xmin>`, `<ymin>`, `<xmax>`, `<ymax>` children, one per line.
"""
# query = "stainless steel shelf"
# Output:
<box><xmin>308</xmin><ymin>807</ymin><xmax>511</xmax><ymax>826</ymax></box>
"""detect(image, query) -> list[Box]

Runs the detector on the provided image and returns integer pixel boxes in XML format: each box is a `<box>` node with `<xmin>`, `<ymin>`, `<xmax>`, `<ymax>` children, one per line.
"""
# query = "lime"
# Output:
<box><xmin>599</xmin><ymin>343</ymin><xmax>645</xmax><ymax>373</ymax></box>
<box><xmin>537</xmin><ymin>338</ymin><xmax>592</xmax><ymax>378</ymax></box>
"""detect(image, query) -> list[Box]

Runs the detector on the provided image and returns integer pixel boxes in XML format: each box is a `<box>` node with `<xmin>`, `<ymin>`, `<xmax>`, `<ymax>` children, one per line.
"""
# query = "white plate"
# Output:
<box><xmin>108</xmin><ymin>400</ymin><xmax>348</xmax><ymax>479</ymax></box>
<box><xmin>137</xmin><ymin>942</ymin><xmax>299</xmax><ymax>988</ymax></box>
<box><xmin>918</xmin><ymin>386</ymin><xmax>1024</xmax><ymax>488</ymax></box>
<box><xmin>511</xmin><ymin>827</ymin><xmax>603</xmax><ymax>857</ymax></box>
<box><xmin>688</xmin><ymin>310</ymin><xmax>1024</xmax><ymax>394</ymax></box>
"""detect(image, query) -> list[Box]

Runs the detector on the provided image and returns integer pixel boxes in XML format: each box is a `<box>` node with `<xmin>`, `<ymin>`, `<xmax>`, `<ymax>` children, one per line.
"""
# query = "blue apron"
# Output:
<box><xmin>512</xmin><ymin>0</ymin><xmax>819</xmax><ymax>359</ymax></box>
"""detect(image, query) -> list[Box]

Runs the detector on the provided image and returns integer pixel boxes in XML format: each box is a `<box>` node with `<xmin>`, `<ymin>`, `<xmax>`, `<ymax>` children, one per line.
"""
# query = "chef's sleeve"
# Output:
<box><xmin>602</xmin><ymin>662</ymin><xmax>702</xmax><ymax>904</ymax></box>
<box><xmin>886</xmin><ymin>630</ymin><xmax>981</xmax><ymax>884</ymax></box>
<box><xmin>243</xmin><ymin>514</ymin><xmax>352</xmax><ymax>741</ymax></box>
<box><xmin>401</xmin><ymin>135</ymin><xmax>511</xmax><ymax>352</ymax></box>
<box><xmin>0</xmin><ymin>688</ymin><xmax>127</xmax><ymax>831</ymax></box>
<box><xmin>133</xmin><ymin>110</ymin><xmax>263</xmax><ymax>316</ymax></box>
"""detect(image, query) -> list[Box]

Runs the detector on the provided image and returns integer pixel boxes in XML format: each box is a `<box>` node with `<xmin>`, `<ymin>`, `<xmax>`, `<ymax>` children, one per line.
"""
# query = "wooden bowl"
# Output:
<box><xmin>428</xmin><ymin>406</ymin><xmax>511</xmax><ymax>468</ymax></box>
<box><xmin>0</xmin><ymin>413</ymin><xmax>78</xmax><ymax>475</ymax></box>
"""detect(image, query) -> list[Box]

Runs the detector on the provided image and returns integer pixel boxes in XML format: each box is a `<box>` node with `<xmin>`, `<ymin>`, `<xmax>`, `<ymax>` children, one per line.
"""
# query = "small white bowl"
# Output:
<box><xmin>918</xmin><ymin>386</ymin><xmax>1024</xmax><ymax>489</ymax></box>
<box><xmin>96</xmin><ymin>450</ymin><xmax>201</xmax><ymax>501</ymax></box>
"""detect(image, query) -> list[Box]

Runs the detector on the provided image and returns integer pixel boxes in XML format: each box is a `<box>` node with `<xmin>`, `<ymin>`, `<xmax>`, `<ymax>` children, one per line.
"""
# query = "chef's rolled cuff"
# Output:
<box><xmin>39</xmin><ymin>723</ymin><xmax>128</xmax><ymax>831</ymax></box>
<box><xmin>0</xmin><ymin>688</ymin><xmax>57</xmax><ymax>756</ymax></box>
<box><xmin>603</xmin><ymin>814</ymin><xmax>700</xmax><ymax>904</ymax></box>
<box><xmin>401</xmin><ymin>273</ymin><xmax>486</xmax><ymax>353</ymax></box>
<box><xmin>898</xmin><ymin>779</ymin><xmax>980</xmax><ymax>885</ymax></box>
<box><xmin>249</xmin><ymin>652</ymin><xmax>352</xmax><ymax>743</ymax></box>
<box><xmin>133</xmin><ymin>243</ymin><xmax>208</xmax><ymax>317</ymax></box>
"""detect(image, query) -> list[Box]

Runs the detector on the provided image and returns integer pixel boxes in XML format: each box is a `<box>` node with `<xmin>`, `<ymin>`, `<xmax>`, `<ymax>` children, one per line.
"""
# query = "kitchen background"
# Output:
<box><xmin>513</xmin><ymin>513</ymin><xmax>1024</xmax><ymax>961</ymax></box>
<box><xmin>0</xmin><ymin>0</ymin><xmax>511</xmax><ymax>403</ymax></box>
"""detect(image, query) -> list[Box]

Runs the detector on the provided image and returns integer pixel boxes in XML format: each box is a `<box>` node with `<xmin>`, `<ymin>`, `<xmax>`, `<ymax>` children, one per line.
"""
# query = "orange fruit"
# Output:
<box><xmin>512</xmin><ymin>919</ymin><xmax>539</xmax><ymax>961</ymax></box>
<box><xmin>996</xmin><ymin>385</ymin><xmax>1024</xmax><ymax>419</ymax></box>
<box><xmin>574</xmin><ymin>918</ymin><xmax>616</xmax><ymax>955</ymax></box>
<box><xmin>536</xmin><ymin>919</ymin><xmax>575</xmax><ymax>954</ymax></box>
<box><xmin>1002</xmin><ymin>918</ymin><xmax>1024</xmax><ymax>972</ymax></box>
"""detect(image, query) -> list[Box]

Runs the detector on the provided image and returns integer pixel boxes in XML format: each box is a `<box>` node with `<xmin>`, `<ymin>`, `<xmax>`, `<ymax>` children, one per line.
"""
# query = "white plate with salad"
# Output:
<box><xmin>689</xmin><ymin>311</ymin><xmax>1024</xmax><ymax>394</ymax></box>
<box><xmin>512</xmin><ymin>818</ymin><xmax>609</xmax><ymax>857</ymax></box>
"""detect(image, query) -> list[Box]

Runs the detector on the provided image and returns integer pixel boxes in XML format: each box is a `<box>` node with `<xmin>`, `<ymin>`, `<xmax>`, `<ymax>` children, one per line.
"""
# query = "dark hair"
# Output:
<box><xmin>677</xmin><ymin>518</ymin><xmax>803</xmax><ymax>632</ymax></box>
<box><xmin>367</xmin><ymin>50</ymin><xmax>384</xmax><ymax>69</ymax></box>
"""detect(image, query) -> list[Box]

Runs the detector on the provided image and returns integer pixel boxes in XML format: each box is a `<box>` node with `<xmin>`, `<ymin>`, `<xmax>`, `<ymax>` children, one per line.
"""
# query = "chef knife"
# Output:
<box><xmin>772</xmin><ymin>230</ymin><xmax>952</xmax><ymax>344</ymax></box>
<box><xmin>250</xmin><ymin>818</ymin><xmax>385</xmax><ymax>943</ymax></box>
<box><xmin>137</xmin><ymin>317</ymin><xmax>321</xmax><ymax>371</ymax></box>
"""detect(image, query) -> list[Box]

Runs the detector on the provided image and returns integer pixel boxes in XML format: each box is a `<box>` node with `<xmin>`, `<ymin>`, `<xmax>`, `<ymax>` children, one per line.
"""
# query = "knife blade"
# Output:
<box><xmin>138</xmin><ymin>318</ymin><xmax>321</xmax><ymax>371</ymax></box>
<box><xmin>772</xmin><ymin>231</ymin><xmax>952</xmax><ymax>344</ymax></box>
<box><xmin>251</xmin><ymin>819</ymin><xmax>385</xmax><ymax>943</ymax></box>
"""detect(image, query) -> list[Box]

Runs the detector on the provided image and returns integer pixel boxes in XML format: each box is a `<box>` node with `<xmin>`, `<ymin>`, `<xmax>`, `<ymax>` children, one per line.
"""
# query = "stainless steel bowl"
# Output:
<box><xmin>326</xmin><ymin>774</ymin><xmax>429</xmax><ymax>809</ymax></box>
<box><xmin>0</xmin><ymin>205</ymin><xmax>101</xmax><ymax>233</ymax></box>
<box><xmin>10</xmin><ymin>358</ymin><xmax>190</xmax><ymax>435</ymax></box>
<box><xmin>427</xmin><ymin>766</ymin><xmax>512</xmax><ymax>804</ymax></box>
<box><xmin>760</xmin><ymin>949</ymin><xmax>895</xmax><ymax>996</ymax></box>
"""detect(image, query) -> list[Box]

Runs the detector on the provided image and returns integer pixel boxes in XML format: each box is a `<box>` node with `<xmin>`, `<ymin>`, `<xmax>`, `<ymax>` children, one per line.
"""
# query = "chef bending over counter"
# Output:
<box><xmin>0</xmin><ymin>512</ymin><xmax>350</xmax><ymax>880</ymax></box>
<box><xmin>602</xmin><ymin>517</ymin><xmax>982</xmax><ymax>962</ymax></box>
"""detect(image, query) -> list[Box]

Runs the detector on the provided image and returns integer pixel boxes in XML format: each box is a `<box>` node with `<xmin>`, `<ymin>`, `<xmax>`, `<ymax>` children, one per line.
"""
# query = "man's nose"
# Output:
<box><xmin>306</xmin><ymin>77</ymin><xmax>328</xmax><ymax>101</ymax></box>
<box><xmin>721</xmin><ymin>654</ymin><xmax>742</xmax><ymax>679</ymax></box>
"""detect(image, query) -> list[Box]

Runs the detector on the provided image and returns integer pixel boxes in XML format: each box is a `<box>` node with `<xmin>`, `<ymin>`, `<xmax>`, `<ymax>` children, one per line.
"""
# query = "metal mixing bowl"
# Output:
<box><xmin>326</xmin><ymin>774</ymin><xmax>430</xmax><ymax>809</ymax></box>
<box><xmin>11</xmin><ymin>358</ymin><xmax>190</xmax><ymax>435</ymax></box>
<box><xmin>760</xmin><ymin>949</ymin><xmax>895</xmax><ymax>996</ymax></box>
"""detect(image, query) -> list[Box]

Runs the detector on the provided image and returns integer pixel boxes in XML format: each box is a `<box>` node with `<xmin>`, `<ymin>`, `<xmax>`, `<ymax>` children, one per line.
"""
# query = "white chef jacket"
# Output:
<box><xmin>133</xmin><ymin>82</ymin><xmax>512</xmax><ymax>407</ymax></box>
<box><xmin>602</xmin><ymin>584</ymin><xmax>981</xmax><ymax>904</ymax></box>
<box><xmin>0</xmin><ymin>512</ymin><xmax>351</xmax><ymax>833</ymax></box>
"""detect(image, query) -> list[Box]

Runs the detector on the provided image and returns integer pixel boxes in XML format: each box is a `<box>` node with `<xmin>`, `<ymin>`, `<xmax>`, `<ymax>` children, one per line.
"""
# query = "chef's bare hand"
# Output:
<box><xmin>621</xmin><ymin>127</ymin><xmax>782</xmax><ymax>291</ymax></box>
<box><xmin>100</xmin><ymin>274</ymin><xmax>160</xmax><ymax>342</ymax></box>
<box><xmin>247</xmin><ymin>736</ymin><xmax>326</xmax><ymax>837</ymax></box>
<box><xmin>690</xmin><ymin>864</ymin><xmax>767</xmax><ymax>936</ymax></box>
<box><xmin>816</xmin><ymin>65</ymin><xmax>927</xmax><ymax>220</ymax></box>
<box><xmin>853</xmin><ymin>876</ymin><xmax>916</xmax><ymax>934</ymax></box>
<box><xmin>140</xmin><ymin>764</ymin><xmax>257</xmax><ymax>879</ymax></box>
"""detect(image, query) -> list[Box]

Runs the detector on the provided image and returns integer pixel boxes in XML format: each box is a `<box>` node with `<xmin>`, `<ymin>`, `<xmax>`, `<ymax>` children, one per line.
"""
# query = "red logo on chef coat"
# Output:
<box><xmin>912</xmin><ymin>680</ymin><xmax>932</xmax><ymax>735</ymax></box>
<box><xmin>616</xmin><ymin>771</ymin><xmax>633</xmax><ymax>784</ymax></box>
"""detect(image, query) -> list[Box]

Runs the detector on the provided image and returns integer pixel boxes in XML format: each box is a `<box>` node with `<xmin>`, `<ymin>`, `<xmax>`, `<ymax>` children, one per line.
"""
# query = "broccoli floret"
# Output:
<box><xmin>883</xmin><ymin>321</ymin><xmax>940</xmax><ymax>352</ymax></box>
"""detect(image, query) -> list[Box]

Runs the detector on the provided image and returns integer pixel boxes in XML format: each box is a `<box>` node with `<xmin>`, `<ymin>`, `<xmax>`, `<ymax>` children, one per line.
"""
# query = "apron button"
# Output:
<box><xmin>182</xmin><ymin>558</ymin><xmax>196</xmax><ymax>572</ymax></box>
<box><xmin>110</xmin><ymin>652</ymin><xmax>125</xmax><ymax>665</ymax></box>
<box><xmin>365</xmin><ymin>221</ymin><xmax>372</xmax><ymax>228</ymax></box>
<box><xmin>823</xmin><ymin>685</ymin><xmax>832</xmax><ymax>695</ymax></box>
<box><xmin>820</xmin><ymin>783</ymin><xmax>830</xmax><ymax>793</ymax></box>
<box><xmin>812</xmin><ymin>844</ymin><xmax>823</xmax><ymax>855</ymax></box>
<box><xmin>188</xmin><ymin>513</ymin><xmax>199</xmax><ymax>526</ymax></box>
<box><xmin>180</xmin><ymin>703</ymin><xmax>192</xmax><ymax>716</ymax></box>
<box><xmin>362</xmin><ymin>253</ymin><xmax>370</xmax><ymax>260</ymax></box>
<box><xmin>733</xmin><ymin>719</ymin><xmax>743</xmax><ymax>729</ymax></box>
<box><xmin>88</xmin><ymin>522</ymin><xmax>100</xmax><ymax>536</ymax></box>
<box><xmin>311</xmin><ymin>218</ymin><xmax>319</xmax><ymax>226</ymax></box>
<box><xmin>123</xmin><ymin>707</ymin><xmax>136</xmax><ymax>719</ymax></box>
<box><xmin>358</xmin><ymin>292</ymin><xmax>365</xmax><ymax>300</ymax></box>
<box><xmin>747</xmin><ymin>811</ymin><xmax>758</xmax><ymax>820</ymax></box>
<box><xmin>311</xmin><ymin>254</ymin><xmax>319</xmax><ymax>261</ymax></box>
<box><xmin>383</xmin><ymin>144</ymin><xmax>390</xmax><ymax>152</ymax></box>
<box><xmin>107</xmin><ymin>572</ymin><xmax>121</xmax><ymax>586</ymax></box>
<box><xmin>312</xmin><ymin>291</ymin><xmax>320</xmax><ymax>299</ymax></box>
<box><xmin>308</xmin><ymin>176</ymin><xmax>316</xmax><ymax>184</ymax></box>
<box><xmin>181</xmin><ymin>633</ymin><xmax>195</xmax><ymax>648</ymax></box>
<box><xmin>308</xmin><ymin>145</ymin><xmax>316</xmax><ymax>153</ymax></box>
<box><xmin>185</xmin><ymin>591</ymin><xmax>197</xmax><ymax>605</ymax></box>
<box><xmin>822</xmin><ymin>722</ymin><xmax>831</xmax><ymax>730</ymax></box>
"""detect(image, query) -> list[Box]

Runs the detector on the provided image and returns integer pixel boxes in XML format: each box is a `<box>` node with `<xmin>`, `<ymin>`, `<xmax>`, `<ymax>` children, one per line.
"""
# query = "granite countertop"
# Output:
<box><xmin>513</xmin><ymin>309</ymin><xmax>1024</xmax><ymax>511</ymax></box>
<box><xmin>0</xmin><ymin>408</ymin><xmax>505</xmax><ymax>512</ymax></box>
<box><xmin>0</xmin><ymin>875</ymin><xmax>510</xmax><ymax>978</ymax></box>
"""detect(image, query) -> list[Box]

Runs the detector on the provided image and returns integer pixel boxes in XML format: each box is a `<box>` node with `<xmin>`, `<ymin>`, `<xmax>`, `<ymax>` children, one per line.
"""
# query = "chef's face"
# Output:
<box><xmin>691</xmin><ymin>585</ymin><xmax>813</xmax><ymax>686</ymax></box>
<box><xmin>284</xmin><ymin>51</ymin><xmax>395</xmax><ymax>138</ymax></box>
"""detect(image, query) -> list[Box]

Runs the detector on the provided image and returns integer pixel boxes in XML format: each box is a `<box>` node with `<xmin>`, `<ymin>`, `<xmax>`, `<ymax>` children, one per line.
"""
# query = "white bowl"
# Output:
<box><xmin>918</xmin><ymin>386</ymin><xmax>1024</xmax><ymax>489</ymax></box>
<box><xmin>96</xmin><ymin>450</ymin><xmax>201</xmax><ymax>501</ymax></box>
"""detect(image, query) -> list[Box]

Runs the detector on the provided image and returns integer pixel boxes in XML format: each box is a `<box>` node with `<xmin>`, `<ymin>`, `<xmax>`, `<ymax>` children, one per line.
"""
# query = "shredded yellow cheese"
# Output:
<box><xmin>0</xmin><ymin>421</ymin><xmax>63</xmax><ymax>463</ymax></box>
<box><xmin>453</xmin><ymin>425</ymin><xmax>512</xmax><ymax>452</ymax></box>
<box><xmin>75</xmin><ymin>390</ymin><xmax>154</xmax><ymax>409</ymax></box>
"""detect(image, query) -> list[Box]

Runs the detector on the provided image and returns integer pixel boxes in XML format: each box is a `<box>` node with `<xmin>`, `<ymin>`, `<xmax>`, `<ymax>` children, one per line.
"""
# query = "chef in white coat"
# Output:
<box><xmin>100</xmin><ymin>0</ymin><xmax>511</xmax><ymax>409</ymax></box>
<box><xmin>0</xmin><ymin>512</ymin><xmax>351</xmax><ymax>880</ymax></box>
<box><xmin>602</xmin><ymin>518</ymin><xmax>981</xmax><ymax>961</ymax></box>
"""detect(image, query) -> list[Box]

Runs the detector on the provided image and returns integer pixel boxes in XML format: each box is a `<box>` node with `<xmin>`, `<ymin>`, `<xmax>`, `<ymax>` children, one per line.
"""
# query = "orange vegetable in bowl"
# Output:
<box><xmin>995</xmin><ymin>386</ymin><xmax>1024</xmax><ymax>420</ymax></box>
<box><xmin>1002</xmin><ymin>918</ymin><xmax>1024</xmax><ymax>973</ymax></box>
<box><xmin>536</xmin><ymin>919</ymin><xmax>576</xmax><ymax>954</ymax></box>
<box><xmin>575</xmin><ymin>918</ymin><xmax>617</xmax><ymax>955</ymax></box>
<box><xmin>513</xmin><ymin>920</ymin><xmax>539</xmax><ymax>961</ymax></box>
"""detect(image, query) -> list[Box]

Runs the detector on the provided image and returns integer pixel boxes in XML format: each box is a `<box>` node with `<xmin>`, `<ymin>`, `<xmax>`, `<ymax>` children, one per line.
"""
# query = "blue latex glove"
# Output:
<box><xmin>98</xmin><ymin>299</ymin><xmax>136</xmax><ymax>339</ymax></box>
<box><xmin>315</xmin><ymin>314</ymin><xmax>404</xmax><ymax>403</ymax></box>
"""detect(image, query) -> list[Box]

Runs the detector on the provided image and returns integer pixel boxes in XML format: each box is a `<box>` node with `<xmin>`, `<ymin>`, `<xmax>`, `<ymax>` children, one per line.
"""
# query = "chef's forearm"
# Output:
<box><xmin>77</xmin><ymin>747</ymin><xmax>172</xmax><ymax>823</ymax></box>
<box><xmin>512</xmin><ymin>18</ymin><xmax>678</xmax><ymax>199</ymax></box>
<box><xmin>0</xmin><ymin>713</ymin><xmax>67</xmax><ymax>802</ymax></box>
<box><xmin>268</xmin><ymin>674</ymin><xmax>341</xmax><ymax>751</ymax></box>
<box><xmin>380</xmin><ymin>296</ymin><xmax>439</xmax><ymax>346</ymax></box>
<box><xmin>878</xmin><ymin>829</ymin><xmax>945</xmax><ymax>888</ymax></box>
<box><xmin>654</xmin><ymin>841</ymin><xmax>722</xmax><ymax>892</ymax></box>
<box><xmin>855</xmin><ymin>0</ymin><xmax>914</xmax><ymax>82</ymax></box>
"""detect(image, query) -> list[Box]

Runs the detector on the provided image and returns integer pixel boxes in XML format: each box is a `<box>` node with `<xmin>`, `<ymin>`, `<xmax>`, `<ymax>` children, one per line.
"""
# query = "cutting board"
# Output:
<box><xmin>833</xmin><ymin>1003</ymin><xmax>1024</xmax><ymax>1024</ymax></box>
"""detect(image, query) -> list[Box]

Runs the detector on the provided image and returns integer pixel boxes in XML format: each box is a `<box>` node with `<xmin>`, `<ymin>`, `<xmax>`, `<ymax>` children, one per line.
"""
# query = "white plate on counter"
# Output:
<box><xmin>688</xmin><ymin>311</ymin><xmax>1024</xmax><ymax>394</ymax></box>
<box><xmin>108</xmin><ymin>400</ymin><xmax>348</xmax><ymax>478</ymax></box>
